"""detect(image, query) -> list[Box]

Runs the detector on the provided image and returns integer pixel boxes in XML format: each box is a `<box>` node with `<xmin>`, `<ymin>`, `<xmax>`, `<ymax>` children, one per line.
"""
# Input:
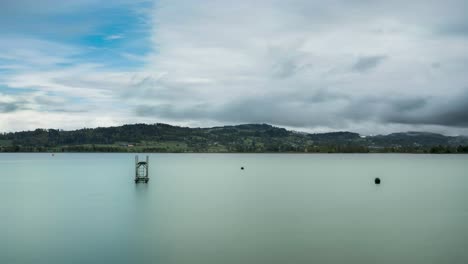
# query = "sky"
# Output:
<box><xmin>1</xmin><ymin>0</ymin><xmax>468</xmax><ymax>135</ymax></box>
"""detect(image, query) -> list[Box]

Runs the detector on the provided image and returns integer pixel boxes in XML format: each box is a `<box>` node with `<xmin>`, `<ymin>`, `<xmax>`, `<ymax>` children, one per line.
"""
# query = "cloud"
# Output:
<box><xmin>105</xmin><ymin>34</ymin><xmax>124</xmax><ymax>40</ymax></box>
<box><xmin>352</xmin><ymin>55</ymin><xmax>387</xmax><ymax>73</ymax></box>
<box><xmin>381</xmin><ymin>91</ymin><xmax>468</xmax><ymax>127</ymax></box>
<box><xmin>0</xmin><ymin>102</ymin><xmax>21</xmax><ymax>113</ymax></box>
<box><xmin>0</xmin><ymin>91</ymin><xmax>85</xmax><ymax>113</ymax></box>
<box><xmin>437</xmin><ymin>24</ymin><xmax>468</xmax><ymax>37</ymax></box>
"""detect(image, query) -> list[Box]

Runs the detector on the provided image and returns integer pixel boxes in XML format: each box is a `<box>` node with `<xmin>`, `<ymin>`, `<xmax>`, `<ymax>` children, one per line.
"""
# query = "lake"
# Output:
<box><xmin>1</xmin><ymin>153</ymin><xmax>467</xmax><ymax>264</ymax></box>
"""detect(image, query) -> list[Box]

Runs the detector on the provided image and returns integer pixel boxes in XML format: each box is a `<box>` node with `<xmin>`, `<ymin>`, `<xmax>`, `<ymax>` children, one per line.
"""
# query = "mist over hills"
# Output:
<box><xmin>1</xmin><ymin>123</ymin><xmax>468</xmax><ymax>153</ymax></box>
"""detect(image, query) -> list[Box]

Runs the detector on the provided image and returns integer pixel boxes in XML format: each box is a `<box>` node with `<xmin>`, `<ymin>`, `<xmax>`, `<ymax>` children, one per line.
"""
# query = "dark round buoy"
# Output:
<box><xmin>241</xmin><ymin>167</ymin><xmax>244</xmax><ymax>170</ymax></box>
<box><xmin>374</xmin><ymin>178</ymin><xmax>381</xmax><ymax>185</ymax></box>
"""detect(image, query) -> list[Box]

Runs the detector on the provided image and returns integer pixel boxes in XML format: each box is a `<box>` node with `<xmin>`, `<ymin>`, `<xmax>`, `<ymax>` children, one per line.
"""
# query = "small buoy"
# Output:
<box><xmin>241</xmin><ymin>167</ymin><xmax>244</xmax><ymax>170</ymax></box>
<box><xmin>52</xmin><ymin>153</ymin><xmax>55</xmax><ymax>156</ymax></box>
<box><xmin>374</xmin><ymin>178</ymin><xmax>381</xmax><ymax>185</ymax></box>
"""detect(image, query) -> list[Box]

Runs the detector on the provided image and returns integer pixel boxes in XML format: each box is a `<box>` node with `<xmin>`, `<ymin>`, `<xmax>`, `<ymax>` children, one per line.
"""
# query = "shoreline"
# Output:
<box><xmin>1</xmin><ymin>151</ymin><xmax>467</xmax><ymax>154</ymax></box>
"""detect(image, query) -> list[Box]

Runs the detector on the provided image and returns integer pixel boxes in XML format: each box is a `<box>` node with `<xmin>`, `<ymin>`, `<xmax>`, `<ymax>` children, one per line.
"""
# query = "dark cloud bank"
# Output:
<box><xmin>135</xmin><ymin>89</ymin><xmax>468</xmax><ymax>131</ymax></box>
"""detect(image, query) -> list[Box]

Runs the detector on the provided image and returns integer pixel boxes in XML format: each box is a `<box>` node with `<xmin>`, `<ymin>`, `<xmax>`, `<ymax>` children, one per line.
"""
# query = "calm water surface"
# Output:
<box><xmin>1</xmin><ymin>153</ymin><xmax>467</xmax><ymax>264</ymax></box>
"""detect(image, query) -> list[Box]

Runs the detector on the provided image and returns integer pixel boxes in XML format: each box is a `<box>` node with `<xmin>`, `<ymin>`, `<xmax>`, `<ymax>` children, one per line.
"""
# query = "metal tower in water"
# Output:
<box><xmin>135</xmin><ymin>155</ymin><xmax>149</xmax><ymax>183</ymax></box>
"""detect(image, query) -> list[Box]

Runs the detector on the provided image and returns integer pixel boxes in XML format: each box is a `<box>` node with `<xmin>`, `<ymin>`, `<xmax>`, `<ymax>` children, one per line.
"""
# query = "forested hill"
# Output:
<box><xmin>1</xmin><ymin>123</ymin><xmax>467</xmax><ymax>153</ymax></box>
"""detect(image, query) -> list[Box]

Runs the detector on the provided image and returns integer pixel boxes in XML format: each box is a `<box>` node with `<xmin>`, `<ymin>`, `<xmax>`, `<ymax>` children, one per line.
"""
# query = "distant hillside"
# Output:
<box><xmin>1</xmin><ymin>123</ymin><xmax>467</xmax><ymax>153</ymax></box>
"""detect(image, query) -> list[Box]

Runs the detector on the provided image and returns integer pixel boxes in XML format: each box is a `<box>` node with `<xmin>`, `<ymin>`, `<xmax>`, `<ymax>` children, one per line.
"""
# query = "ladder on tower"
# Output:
<box><xmin>135</xmin><ymin>155</ymin><xmax>149</xmax><ymax>183</ymax></box>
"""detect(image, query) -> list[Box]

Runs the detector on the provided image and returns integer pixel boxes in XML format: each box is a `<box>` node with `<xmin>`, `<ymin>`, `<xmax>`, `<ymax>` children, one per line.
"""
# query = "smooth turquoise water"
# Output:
<box><xmin>1</xmin><ymin>153</ymin><xmax>467</xmax><ymax>264</ymax></box>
